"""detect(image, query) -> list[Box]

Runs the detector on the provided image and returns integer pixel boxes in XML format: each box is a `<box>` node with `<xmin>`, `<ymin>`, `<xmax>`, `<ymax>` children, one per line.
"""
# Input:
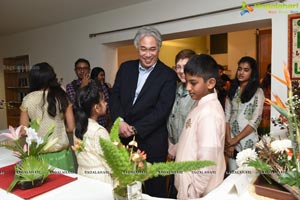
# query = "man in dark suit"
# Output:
<box><xmin>110</xmin><ymin>26</ymin><xmax>177</xmax><ymax>198</ymax></box>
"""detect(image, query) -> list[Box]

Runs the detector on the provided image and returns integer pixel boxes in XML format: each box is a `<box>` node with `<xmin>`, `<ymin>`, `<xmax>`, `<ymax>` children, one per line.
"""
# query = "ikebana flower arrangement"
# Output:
<box><xmin>0</xmin><ymin>119</ymin><xmax>56</xmax><ymax>192</ymax></box>
<box><xmin>99</xmin><ymin>118</ymin><xmax>215</xmax><ymax>198</ymax></box>
<box><xmin>236</xmin><ymin>64</ymin><xmax>300</xmax><ymax>199</ymax></box>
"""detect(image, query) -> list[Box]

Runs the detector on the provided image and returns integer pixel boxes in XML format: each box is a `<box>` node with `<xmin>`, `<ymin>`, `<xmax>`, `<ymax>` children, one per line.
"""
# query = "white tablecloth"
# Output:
<box><xmin>0</xmin><ymin>132</ymin><xmax>258</xmax><ymax>200</ymax></box>
<box><xmin>0</xmin><ymin>133</ymin><xmax>169</xmax><ymax>200</ymax></box>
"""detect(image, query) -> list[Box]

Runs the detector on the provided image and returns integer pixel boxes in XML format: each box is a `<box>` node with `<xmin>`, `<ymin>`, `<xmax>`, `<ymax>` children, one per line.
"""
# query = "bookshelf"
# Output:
<box><xmin>3</xmin><ymin>55</ymin><xmax>30</xmax><ymax>127</ymax></box>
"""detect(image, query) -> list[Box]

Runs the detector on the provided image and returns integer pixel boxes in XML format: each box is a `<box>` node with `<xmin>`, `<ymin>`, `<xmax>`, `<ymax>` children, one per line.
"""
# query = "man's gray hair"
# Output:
<box><xmin>133</xmin><ymin>26</ymin><xmax>162</xmax><ymax>50</ymax></box>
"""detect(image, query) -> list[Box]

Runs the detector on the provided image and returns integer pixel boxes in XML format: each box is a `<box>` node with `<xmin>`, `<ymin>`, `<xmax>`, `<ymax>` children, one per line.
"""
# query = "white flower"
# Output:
<box><xmin>256</xmin><ymin>135</ymin><xmax>272</xmax><ymax>149</ymax></box>
<box><xmin>42</xmin><ymin>137</ymin><xmax>58</xmax><ymax>151</ymax></box>
<box><xmin>236</xmin><ymin>148</ymin><xmax>257</xmax><ymax>168</ymax></box>
<box><xmin>270</xmin><ymin>139</ymin><xmax>291</xmax><ymax>153</ymax></box>
<box><xmin>25</xmin><ymin>127</ymin><xmax>44</xmax><ymax>146</ymax></box>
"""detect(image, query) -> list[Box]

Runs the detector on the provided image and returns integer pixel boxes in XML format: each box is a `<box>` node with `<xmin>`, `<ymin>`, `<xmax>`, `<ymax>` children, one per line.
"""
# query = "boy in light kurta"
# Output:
<box><xmin>175</xmin><ymin>54</ymin><xmax>226</xmax><ymax>199</ymax></box>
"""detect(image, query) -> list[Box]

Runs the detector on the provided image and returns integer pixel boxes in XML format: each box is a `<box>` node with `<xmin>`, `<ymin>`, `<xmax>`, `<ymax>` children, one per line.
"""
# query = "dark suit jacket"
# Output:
<box><xmin>110</xmin><ymin>59</ymin><xmax>177</xmax><ymax>160</ymax></box>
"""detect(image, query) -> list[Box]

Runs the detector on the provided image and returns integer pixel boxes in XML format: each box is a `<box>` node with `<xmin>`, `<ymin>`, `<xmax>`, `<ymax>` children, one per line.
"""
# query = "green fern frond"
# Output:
<box><xmin>102</xmin><ymin>118</ymin><xmax>216</xmax><ymax>189</ymax></box>
<box><xmin>109</xmin><ymin>118</ymin><xmax>120</xmax><ymax>142</ymax></box>
<box><xmin>100</xmin><ymin>137</ymin><xmax>131</xmax><ymax>183</ymax></box>
<box><xmin>100</xmin><ymin>135</ymin><xmax>215</xmax><ymax>187</ymax></box>
<box><xmin>147</xmin><ymin>160</ymin><xmax>215</xmax><ymax>178</ymax></box>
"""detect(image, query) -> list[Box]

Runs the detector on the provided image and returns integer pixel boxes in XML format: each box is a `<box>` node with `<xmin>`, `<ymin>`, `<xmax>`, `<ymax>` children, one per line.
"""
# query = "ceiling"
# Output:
<box><xmin>0</xmin><ymin>0</ymin><xmax>149</xmax><ymax>37</ymax></box>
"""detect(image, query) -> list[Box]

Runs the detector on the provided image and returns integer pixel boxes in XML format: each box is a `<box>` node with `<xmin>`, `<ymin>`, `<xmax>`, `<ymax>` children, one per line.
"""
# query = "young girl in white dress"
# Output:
<box><xmin>74</xmin><ymin>83</ymin><xmax>112</xmax><ymax>184</ymax></box>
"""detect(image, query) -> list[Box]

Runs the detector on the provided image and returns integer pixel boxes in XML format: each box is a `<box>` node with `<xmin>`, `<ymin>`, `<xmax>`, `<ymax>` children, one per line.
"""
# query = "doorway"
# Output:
<box><xmin>117</xmin><ymin>28</ymin><xmax>271</xmax><ymax>80</ymax></box>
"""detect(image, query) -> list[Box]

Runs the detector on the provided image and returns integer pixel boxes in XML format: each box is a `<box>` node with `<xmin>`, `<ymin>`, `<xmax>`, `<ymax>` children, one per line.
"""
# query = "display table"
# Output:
<box><xmin>0</xmin><ymin>131</ymin><xmax>261</xmax><ymax>200</ymax></box>
<box><xmin>204</xmin><ymin>170</ymin><xmax>258</xmax><ymax>200</ymax></box>
<box><xmin>0</xmin><ymin>133</ymin><xmax>167</xmax><ymax>200</ymax></box>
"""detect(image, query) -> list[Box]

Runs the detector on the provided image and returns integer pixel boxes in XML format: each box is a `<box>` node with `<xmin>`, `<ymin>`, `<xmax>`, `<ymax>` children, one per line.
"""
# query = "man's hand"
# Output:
<box><xmin>80</xmin><ymin>72</ymin><xmax>90</xmax><ymax>88</ymax></box>
<box><xmin>119</xmin><ymin>121</ymin><xmax>135</xmax><ymax>138</ymax></box>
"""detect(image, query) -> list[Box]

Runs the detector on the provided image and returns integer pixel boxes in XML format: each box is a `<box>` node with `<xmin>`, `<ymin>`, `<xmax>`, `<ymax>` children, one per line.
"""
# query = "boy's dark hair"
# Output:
<box><xmin>228</xmin><ymin>56</ymin><xmax>260</xmax><ymax>103</ymax></box>
<box><xmin>74</xmin><ymin>58</ymin><xmax>90</xmax><ymax>68</ymax></box>
<box><xmin>184</xmin><ymin>54</ymin><xmax>218</xmax><ymax>82</ymax></box>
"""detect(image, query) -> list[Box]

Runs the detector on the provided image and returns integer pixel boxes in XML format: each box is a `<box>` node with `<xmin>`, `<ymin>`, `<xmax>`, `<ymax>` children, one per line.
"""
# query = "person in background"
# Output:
<box><xmin>224</xmin><ymin>56</ymin><xmax>264</xmax><ymax>171</ymax></box>
<box><xmin>66</xmin><ymin>58</ymin><xmax>91</xmax><ymax>105</ymax></box>
<box><xmin>20</xmin><ymin>62</ymin><xmax>75</xmax><ymax>172</ymax></box>
<box><xmin>91</xmin><ymin>67</ymin><xmax>111</xmax><ymax>129</ymax></box>
<box><xmin>66</xmin><ymin>59</ymin><xmax>109</xmax><ymax>129</ymax></box>
<box><xmin>91</xmin><ymin>67</ymin><xmax>112</xmax><ymax>90</ymax></box>
<box><xmin>216</xmin><ymin>64</ymin><xmax>231</xmax><ymax>110</ymax></box>
<box><xmin>167</xmin><ymin>49</ymin><xmax>197</xmax><ymax>159</ymax></box>
<box><xmin>258</xmin><ymin>63</ymin><xmax>271</xmax><ymax>136</ymax></box>
<box><xmin>166</xmin><ymin>49</ymin><xmax>196</xmax><ymax>198</ymax></box>
<box><xmin>175</xmin><ymin>54</ymin><xmax>226</xmax><ymax>199</ymax></box>
<box><xmin>218</xmin><ymin>65</ymin><xmax>231</xmax><ymax>89</ymax></box>
<box><xmin>110</xmin><ymin>26</ymin><xmax>177</xmax><ymax>198</ymax></box>
<box><xmin>73</xmin><ymin>83</ymin><xmax>112</xmax><ymax>184</ymax></box>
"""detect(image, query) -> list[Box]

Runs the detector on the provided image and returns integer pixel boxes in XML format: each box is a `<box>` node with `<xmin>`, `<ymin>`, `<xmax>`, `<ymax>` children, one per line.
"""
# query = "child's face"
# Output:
<box><xmin>237</xmin><ymin>62</ymin><xmax>252</xmax><ymax>84</ymax></box>
<box><xmin>96</xmin><ymin>97</ymin><xmax>107</xmax><ymax>116</ymax></box>
<box><xmin>185</xmin><ymin>73</ymin><xmax>215</xmax><ymax>100</ymax></box>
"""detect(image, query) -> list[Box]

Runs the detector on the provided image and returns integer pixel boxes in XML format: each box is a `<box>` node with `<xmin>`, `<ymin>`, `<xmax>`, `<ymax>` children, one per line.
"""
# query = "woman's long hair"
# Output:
<box><xmin>29</xmin><ymin>62</ymin><xmax>69</xmax><ymax>117</ymax></box>
<box><xmin>228</xmin><ymin>56</ymin><xmax>260</xmax><ymax>103</ymax></box>
<box><xmin>74</xmin><ymin>83</ymin><xmax>104</xmax><ymax>140</ymax></box>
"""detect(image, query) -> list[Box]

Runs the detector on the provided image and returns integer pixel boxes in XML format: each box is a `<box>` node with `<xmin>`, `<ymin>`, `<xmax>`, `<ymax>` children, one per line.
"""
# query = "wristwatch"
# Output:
<box><xmin>132</xmin><ymin>126</ymin><xmax>137</xmax><ymax>135</ymax></box>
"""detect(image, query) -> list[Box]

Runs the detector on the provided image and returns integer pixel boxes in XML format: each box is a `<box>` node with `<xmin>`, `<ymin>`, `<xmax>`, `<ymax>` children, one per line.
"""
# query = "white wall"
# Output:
<box><xmin>0</xmin><ymin>0</ymin><xmax>298</xmax><ymax>129</ymax></box>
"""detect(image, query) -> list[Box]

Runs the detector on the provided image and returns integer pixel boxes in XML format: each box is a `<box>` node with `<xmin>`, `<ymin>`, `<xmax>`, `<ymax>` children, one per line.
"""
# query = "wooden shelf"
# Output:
<box><xmin>6</xmin><ymin>87</ymin><xmax>30</xmax><ymax>89</ymax></box>
<box><xmin>3</xmin><ymin>55</ymin><xmax>30</xmax><ymax>127</ymax></box>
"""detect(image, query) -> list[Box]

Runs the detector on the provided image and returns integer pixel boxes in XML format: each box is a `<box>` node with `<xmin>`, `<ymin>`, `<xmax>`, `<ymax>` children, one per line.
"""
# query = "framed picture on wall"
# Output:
<box><xmin>288</xmin><ymin>13</ymin><xmax>300</xmax><ymax>80</ymax></box>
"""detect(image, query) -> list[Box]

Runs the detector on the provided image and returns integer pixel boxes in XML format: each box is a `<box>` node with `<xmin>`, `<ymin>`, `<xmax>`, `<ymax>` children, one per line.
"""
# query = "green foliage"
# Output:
<box><xmin>7</xmin><ymin>156</ymin><xmax>53</xmax><ymax>192</ymax></box>
<box><xmin>1</xmin><ymin>119</ymin><xmax>56</xmax><ymax>192</ymax></box>
<box><xmin>147</xmin><ymin>160</ymin><xmax>215</xmax><ymax>179</ymax></box>
<box><xmin>109</xmin><ymin>118</ymin><xmax>121</xmax><ymax>142</ymax></box>
<box><xmin>279</xmin><ymin>171</ymin><xmax>300</xmax><ymax>187</ymax></box>
<box><xmin>271</xmin><ymin>104</ymin><xmax>288</xmax><ymax>119</ymax></box>
<box><xmin>100</xmin><ymin>122</ymin><xmax>215</xmax><ymax>188</ymax></box>
<box><xmin>100</xmin><ymin>136</ymin><xmax>132</xmax><ymax>186</ymax></box>
<box><xmin>248</xmin><ymin>159</ymin><xmax>274</xmax><ymax>184</ymax></box>
<box><xmin>0</xmin><ymin>140</ymin><xmax>26</xmax><ymax>158</ymax></box>
<box><xmin>248</xmin><ymin>159</ymin><xmax>272</xmax><ymax>172</ymax></box>
<box><xmin>29</xmin><ymin>119</ymin><xmax>41</xmax><ymax>132</ymax></box>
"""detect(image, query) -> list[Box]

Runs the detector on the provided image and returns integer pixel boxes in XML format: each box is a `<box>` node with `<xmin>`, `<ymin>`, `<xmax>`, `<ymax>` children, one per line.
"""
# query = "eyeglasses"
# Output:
<box><xmin>76</xmin><ymin>67</ymin><xmax>90</xmax><ymax>72</ymax></box>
